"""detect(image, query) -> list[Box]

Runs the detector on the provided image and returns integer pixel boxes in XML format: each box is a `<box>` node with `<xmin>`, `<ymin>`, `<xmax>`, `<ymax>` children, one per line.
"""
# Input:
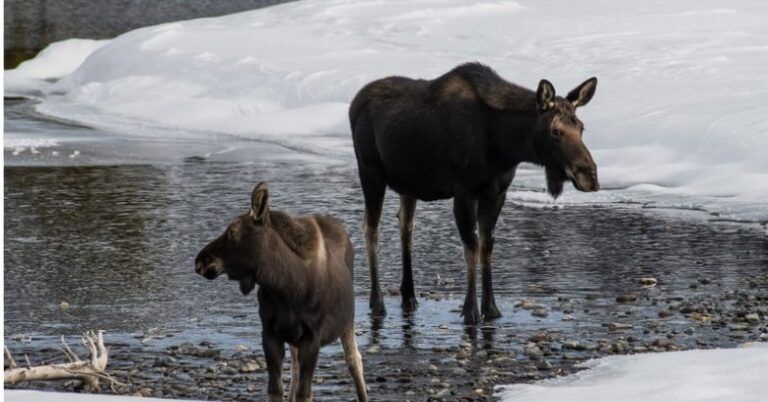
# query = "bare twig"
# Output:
<box><xmin>61</xmin><ymin>335</ymin><xmax>78</xmax><ymax>362</ymax></box>
<box><xmin>4</xmin><ymin>346</ymin><xmax>17</xmax><ymax>370</ymax></box>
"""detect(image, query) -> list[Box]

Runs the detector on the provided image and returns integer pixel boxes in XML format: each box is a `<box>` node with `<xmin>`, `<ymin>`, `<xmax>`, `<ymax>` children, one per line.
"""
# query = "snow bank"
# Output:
<box><xmin>4</xmin><ymin>39</ymin><xmax>109</xmax><ymax>96</ymax></box>
<box><xmin>4</xmin><ymin>390</ymin><xmax>201</xmax><ymax>402</ymax></box>
<box><xmin>5</xmin><ymin>0</ymin><xmax>768</xmax><ymax>221</ymax></box>
<box><xmin>497</xmin><ymin>343</ymin><xmax>768</xmax><ymax>402</ymax></box>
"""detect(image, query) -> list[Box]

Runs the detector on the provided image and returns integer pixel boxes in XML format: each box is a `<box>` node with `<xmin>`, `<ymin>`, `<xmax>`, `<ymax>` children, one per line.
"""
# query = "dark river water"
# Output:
<box><xmin>4</xmin><ymin>99</ymin><xmax>768</xmax><ymax>399</ymax></box>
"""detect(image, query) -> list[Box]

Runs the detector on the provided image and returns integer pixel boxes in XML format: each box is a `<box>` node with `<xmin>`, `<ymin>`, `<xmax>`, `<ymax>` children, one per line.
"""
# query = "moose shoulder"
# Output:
<box><xmin>195</xmin><ymin>183</ymin><xmax>368</xmax><ymax>402</ymax></box>
<box><xmin>350</xmin><ymin>62</ymin><xmax>599</xmax><ymax>324</ymax></box>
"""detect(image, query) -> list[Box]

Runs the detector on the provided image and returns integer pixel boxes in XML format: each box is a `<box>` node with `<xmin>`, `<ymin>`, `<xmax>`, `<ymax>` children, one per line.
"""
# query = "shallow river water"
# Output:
<box><xmin>4</xmin><ymin>98</ymin><xmax>768</xmax><ymax>400</ymax></box>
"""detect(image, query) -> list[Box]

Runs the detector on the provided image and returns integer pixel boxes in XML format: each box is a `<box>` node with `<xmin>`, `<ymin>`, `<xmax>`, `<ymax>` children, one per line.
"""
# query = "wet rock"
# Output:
<box><xmin>562</xmin><ymin>340</ymin><xmax>587</xmax><ymax>351</ymax></box>
<box><xmin>730</xmin><ymin>323</ymin><xmax>749</xmax><ymax>331</ymax></box>
<box><xmin>616</xmin><ymin>294</ymin><xmax>638</xmax><ymax>303</ymax></box>
<box><xmin>517</xmin><ymin>299</ymin><xmax>543</xmax><ymax>310</ymax></box>
<box><xmin>609</xmin><ymin>322</ymin><xmax>633</xmax><ymax>331</ymax></box>
<box><xmin>611</xmin><ymin>340</ymin><xmax>629</xmax><ymax>354</ymax></box>
<box><xmin>528</xmin><ymin>333</ymin><xmax>548</xmax><ymax>343</ymax></box>
<box><xmin>153</xmin><ymin>356</ymin><xmax>176</xmax><ymax>367</ymax></box>
<box><xmin>658</xmin><ymin>310</ymin><xmax>673</xmax><ymax>318</ymax></box>
<box><xmin>532</xmin><ymin>308</ymin><xmax>549</xmax><ymax>318</ymax></box>
<box><xmin>639</xmin><ymin>278</ymin><xmax>658</xmax><ymax>287</ymax></box>
<box><xmin>133</xmin><ymin>388</ymin><xmax>153</xmax><ymax>397</ymax></box>
<box><xmin>525</xmin><ymin>344</ymin><xmax>542</xmax><ymax>360</ymax></box>
<box><xmin>366</xmin><ymin>344</ymin><xmax>381</xmax><ymax>354</ymax></box>
<box><xmin>240</xmin><ymin>361</ymin><xmax>260</xmax><ymax>373</ymax></box>
<box><xmin>745</xmin><ymin>313</ymin><xmax>760</xmax><ymax>323</ymax></box>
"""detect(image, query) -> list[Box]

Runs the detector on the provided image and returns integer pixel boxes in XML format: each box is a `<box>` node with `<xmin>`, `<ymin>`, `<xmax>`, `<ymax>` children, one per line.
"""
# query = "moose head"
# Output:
<box><xmin>534</xmin><ymin>77</ymin><xmax>599</xmax><ymax>198</ymax></box>
<box><xmin>194</xmin><ymin>182</ymin><xmax>271</xmax><ymax>295</ymax></box>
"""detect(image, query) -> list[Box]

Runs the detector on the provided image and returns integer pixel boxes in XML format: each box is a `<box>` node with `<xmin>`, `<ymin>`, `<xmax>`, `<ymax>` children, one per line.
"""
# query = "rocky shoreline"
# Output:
<box><xmin>7</xmin><ymin>273</ymin><xmax>768</xmax><ymax>402</ymax></box>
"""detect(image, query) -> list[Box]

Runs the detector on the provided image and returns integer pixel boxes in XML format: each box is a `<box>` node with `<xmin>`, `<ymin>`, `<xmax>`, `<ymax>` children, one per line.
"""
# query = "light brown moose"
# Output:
<box><xmin>195</xmin><ymin>182</ymin><xmax>368</xmax><ymax>402</ymax></box>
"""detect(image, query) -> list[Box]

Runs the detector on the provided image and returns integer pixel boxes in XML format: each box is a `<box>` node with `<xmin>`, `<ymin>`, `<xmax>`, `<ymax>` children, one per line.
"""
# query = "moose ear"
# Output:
<box><xmin>537</xmin><ymin>79</ymin><xmax>556</xmax><ymax>111</ymax></box>
<box><xmin>251</xmin><ymin>182</ymin><xmax>269</xmax><ymax>223</ymax></box>
<box><xmin>567</xmin><ymin>77</ymin><xmax>597</xmax><ymax>108</ymax></box>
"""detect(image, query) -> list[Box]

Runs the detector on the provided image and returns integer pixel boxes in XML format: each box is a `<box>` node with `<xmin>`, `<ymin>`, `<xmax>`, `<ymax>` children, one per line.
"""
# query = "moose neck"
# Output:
<box><xmin>255</xmin><ymin>221</ymin><xmax>308</xmax><ymax>295</ymax></box>
<box><xmin>491</xmin><ymin>109</ymin><xmax>544</xmax><ymax>168</ymax></box>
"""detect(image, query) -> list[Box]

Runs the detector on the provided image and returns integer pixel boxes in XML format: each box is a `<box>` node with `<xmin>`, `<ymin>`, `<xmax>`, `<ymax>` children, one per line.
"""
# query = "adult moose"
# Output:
<box><xmin>350</xmin><ymin>62</ymin><xmax>599</xmax><ymax>325</ymax></box>
<box><xmin>195</xmin><ymin>183</ymin><xmax>368</xmax><ymax>402</ymax></box>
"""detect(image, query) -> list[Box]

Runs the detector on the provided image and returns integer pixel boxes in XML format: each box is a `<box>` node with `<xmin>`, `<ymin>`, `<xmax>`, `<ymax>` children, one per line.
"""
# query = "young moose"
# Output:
<box><xmin>350</xmin><ymin>62</ymin><xmax>600</xmax><ymax>325</ymax></box>
<box><xmin>194</xmin><ymin>183</ymin><xmax>368</xmax><ymax>402</ymax></box>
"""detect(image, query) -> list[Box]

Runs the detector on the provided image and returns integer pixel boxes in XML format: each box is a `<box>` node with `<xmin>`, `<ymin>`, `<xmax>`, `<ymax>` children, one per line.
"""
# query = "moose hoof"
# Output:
<box><xmin>370</xmin><ymin>301</ymin><xmax>387</xmax><ymax>318</ymax></box>
<box><xmin>461</xmin><ymin>305</ymin><xmax>481</xmax><ymax>325</ymax></box>
<box><xmin>482</xmin><ymin>303</ymin><xmax>502</xmax><ymax>321</ymax></box>
<box><xmin>401</xmin><ymin>296</ymin><xmax>418</xmax><ymax>312</ymax></box>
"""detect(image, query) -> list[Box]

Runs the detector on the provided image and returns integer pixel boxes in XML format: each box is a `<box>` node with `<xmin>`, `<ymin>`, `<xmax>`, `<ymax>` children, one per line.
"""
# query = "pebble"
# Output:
<box><xmin>525</xmin><ymin>344</ymin><xmax>542</xmax><ymax>360</ymax></box>
<box><xmin>745</xmin><ymin>313</ymin><xmax>760</xmax><ymax>323</ymax></box>
<box><xmin>640</xmin><ymin>278</ymin><xmax>658</xmax><ymax>287</ymax></box>
<box><xmin>532</xmin><ymin>308</ymin><xmax>549</xmax><ymax>318</ymax></box>
<box><xmin>616</xmin><ymin>294</ymin><xmax>638</xmax><ymax>303</ymax></box>
<box><xmin>239</xmin><ymin>361</ymin><xmax>260</xmax><ymax>373</ymax></box>
<box><xmin>366</xmin><ymin>344</ymin><xmax>381</xmax><ymax>354</ymax></box>
<box><xmin>730</xmin><ymin>323</ymin><xmax>749</xmax><ymax>331</ymax></box>
<box><xmin>609</xmin><ymin>322</ymin><xmax>633</xmax><ymax>331</ymax></box>
<box><xmin>562</xmin><ymin>340</ymin><xmax>587</xmax><ymax>351</ymax></box>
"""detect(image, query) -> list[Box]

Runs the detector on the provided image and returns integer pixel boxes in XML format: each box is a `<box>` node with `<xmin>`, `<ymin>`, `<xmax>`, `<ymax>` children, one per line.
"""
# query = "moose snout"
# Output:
<box><xmin>194</xmin><ymin>254</ymin><xmax>223</xmax><ymax>280</ymax></box>
<box><xmin>567</xmin><ymin>165</ymin><xmax>599</xmax><ymax>192</ymax></box>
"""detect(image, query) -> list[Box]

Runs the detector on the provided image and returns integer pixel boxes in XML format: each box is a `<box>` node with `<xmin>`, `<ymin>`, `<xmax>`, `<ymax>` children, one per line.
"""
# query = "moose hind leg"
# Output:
<box><xmin>454</xmin><ymin>196</ymin><xmax>480</xmax><ymax>325</ymax></box>
<box><xmin>399</xmin><ymin>195</ymin><xmax>418</xmax><ymax>312</ymax></box>
<box><xmin>361</xmin><ymin>173</ymin><xmax>387</xmax><ymax>317</ymax></box>
<box><xmin>478</xmin><ymin>194</ymin><xmax>506</xmax><ymax>320</ymax></box>
<box><xmin>288</xmin><ymin>346</ymin><xmax>299</xmax><ymax>402</ymax></box>
<box><xmin>341</xmin><ymin>324</ymin><xmax>368</xmax><ymax>402</ymax></box>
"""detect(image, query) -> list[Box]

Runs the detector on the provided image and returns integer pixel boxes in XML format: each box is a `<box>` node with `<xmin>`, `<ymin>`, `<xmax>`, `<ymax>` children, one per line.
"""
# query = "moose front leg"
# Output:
<box><xmin>478</xmin><ymin>194</ymin><xmax>506</xmax><ymax>320</ymax></box>
<box><xmin>454</xmin><ymin>195</ymin><xmax>480</xmax><ymax>325</ymax></box>
<box><xmin>295</xmin><ymin>342</ymin><xmax>320</xmax><ymax>402</ymax></box>
<box><xmin>262</xmin><ymin>333</ymin><xmax>285</xmax><ymax>402</ymax></box>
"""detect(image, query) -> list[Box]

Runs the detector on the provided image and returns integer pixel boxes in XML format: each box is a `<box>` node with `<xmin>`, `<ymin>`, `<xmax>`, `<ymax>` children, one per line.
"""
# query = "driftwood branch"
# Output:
<box><xmin>4</xmin><ymin>330</ymin><xmax>122</xmax><ymax>392</ymax></box>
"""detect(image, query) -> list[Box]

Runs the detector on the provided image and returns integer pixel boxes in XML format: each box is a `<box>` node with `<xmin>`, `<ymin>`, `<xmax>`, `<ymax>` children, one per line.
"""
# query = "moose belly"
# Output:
<box><xmin>377</xmin><ymin>129</ymin><xmax>455</xmax><ymax>201</ymax></box>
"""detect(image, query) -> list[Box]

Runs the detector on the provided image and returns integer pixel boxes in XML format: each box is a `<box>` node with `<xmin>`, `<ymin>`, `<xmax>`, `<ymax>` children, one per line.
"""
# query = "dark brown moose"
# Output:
<box><xmin>350</xmin><ymin>62</ymin><xmax>600</xmax><ymax>325</ymax></box>
<box><xmin>195</xmin><ymin>182</ymin><xmax>368</xmax><ymax>402</ymax></box>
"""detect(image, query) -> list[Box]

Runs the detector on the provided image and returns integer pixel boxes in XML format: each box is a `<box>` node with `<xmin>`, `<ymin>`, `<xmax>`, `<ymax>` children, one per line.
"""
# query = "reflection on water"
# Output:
<box><xmin>4</xmin><ymin>161</ymin><xmax>768</xmax><ymax>358</ymax></box>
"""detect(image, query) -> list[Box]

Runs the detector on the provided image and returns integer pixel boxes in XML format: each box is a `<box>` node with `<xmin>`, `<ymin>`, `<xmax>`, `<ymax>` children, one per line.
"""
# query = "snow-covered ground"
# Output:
<box><xmin>5</xmin><ymin>0</ymin><xmax>768</xmax><ymax>222</ymax></box>
<box><xmin>4</xmin><ymin>390</ymin><xmax>201</xmax><ymax>402</ymax></box>
<box><xmin>497</xmin><ymin>343</ymin><xmax>768</xmax><ymax>402</ymax></box>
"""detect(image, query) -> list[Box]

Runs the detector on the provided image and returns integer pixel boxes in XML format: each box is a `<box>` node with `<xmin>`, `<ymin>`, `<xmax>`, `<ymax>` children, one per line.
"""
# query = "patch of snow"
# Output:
<box><xmin>4</xmin><ymin>0</ymin><xmax>768</xmax><ymax>221</ymax></box>
<box><xmin>496</xmin><ymin>343</ymin><xmax>768</xmax><ymax>402</ymax></box>
<box><xmin>3</xmin><ymin>138</ymin><xmax>61</xmax><ymax>149</ymax></box>
<box><xmin>4</xmin><ymin>390</ymin><xmax>202</xmax><ymax>402</ymax></box>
